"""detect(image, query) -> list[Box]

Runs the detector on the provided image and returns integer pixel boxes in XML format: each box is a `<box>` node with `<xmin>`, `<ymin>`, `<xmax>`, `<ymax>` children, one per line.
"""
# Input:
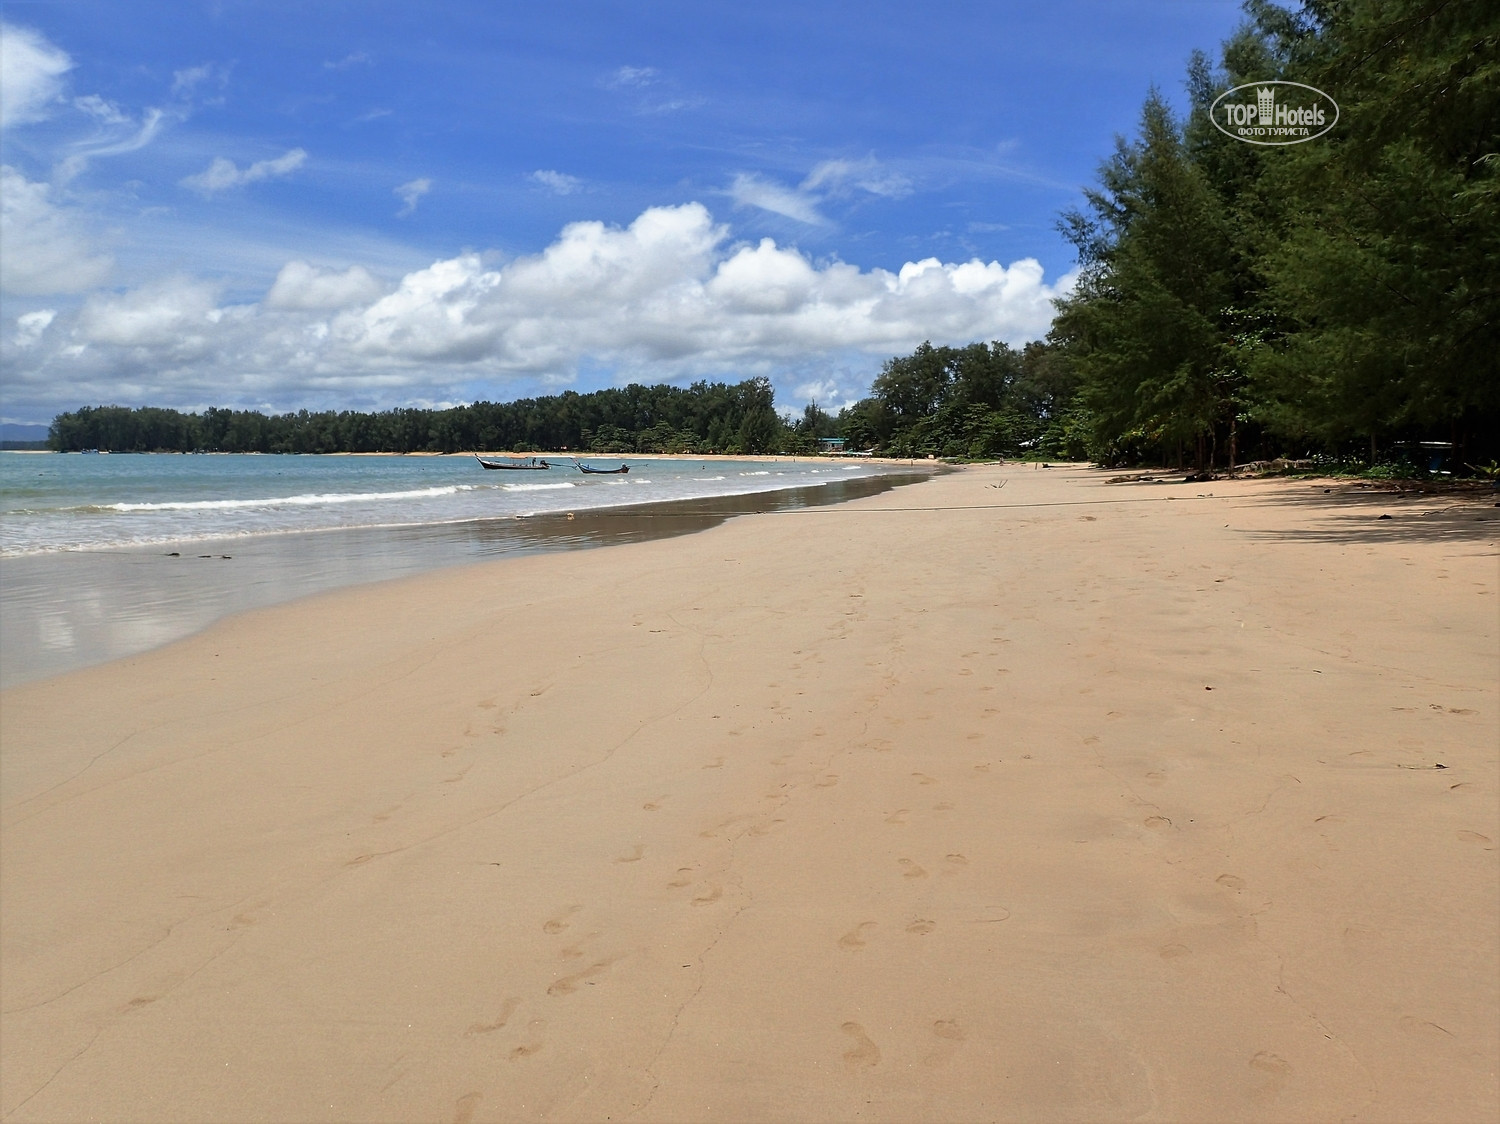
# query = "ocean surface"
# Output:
<box><xmin>0</xmin><ymin>452</ymin><xmax>925</xmax><ymax>686</ymax></box>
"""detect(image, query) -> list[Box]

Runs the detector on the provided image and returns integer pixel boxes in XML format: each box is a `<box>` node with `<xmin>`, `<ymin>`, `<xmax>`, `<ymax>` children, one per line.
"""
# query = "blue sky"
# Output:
<box><xmin>1</xmin><ymin>0</ymin><xmax>1246</xmax><ymax>424</ymax></box>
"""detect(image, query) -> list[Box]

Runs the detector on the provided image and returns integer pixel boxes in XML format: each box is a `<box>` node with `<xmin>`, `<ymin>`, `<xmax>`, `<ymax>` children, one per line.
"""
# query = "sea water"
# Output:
<box><xmin>0</xmin><ymin>452</ymin><xmax>922</xmax><ymax>686</ymax></box>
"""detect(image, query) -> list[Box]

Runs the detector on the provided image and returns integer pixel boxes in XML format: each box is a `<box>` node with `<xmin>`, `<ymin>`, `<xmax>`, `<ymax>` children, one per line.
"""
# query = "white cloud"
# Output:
<box><xmin>76</xmin><ymin>277</ymin><xmax>222</xmax><ymax>350</ymax></box>
<box><xmin>265</xmin><ymin>261</ymin><xmax>384</xmax><ymax>310</ymax></box>
<box><xmin>802</xmin><ymin>157</ymin><xmax>911</xmax><ymax>199</ymax></box>
<box><xmin>2</xmin><ymin>202</ymin><xmax>1074</xmax><ymax>415</ymax></box>
<box><xmin>170</xmin><ymin>64</ymin><xmax>215</xmax><ymax>97</ymax></box>
<box><xmin>181</xmin><ymin>148</ymin><xmax>307</xmax><ymax>195</ymax></box>
<box><xmin>531</xmin><ymin>169</ymin><xmax>582</xmax><ymax>195</ymax></box>
<box><xmin>1</xmin><ymin>22</ymin><xmax>72</xmax><ymax>128</ymax></box>
<box><xmin>0</xmin><ymin>166</ymin><xmax>113</xmax><ymax>295</ymax></box>
<box><xmin>727</xmin><ymin>174</ymin><xmax>826</xmax><ymax>225</ymax></box>
<box><xmin>394</xmin><ymin>177</ymin><xmax>431</xmax><ymax>217</ymax></box>
<box><xmin>324</xmin><ymin>51</ymin><xmax>371</xmax><ymax>71</ymax></box>
<box><xmin>14</xmin><ymin>309</ymin><xmax>56</xmax><ymax>347</ymax></box>
<box><xmin>605</xmin><ymin>65</ymin><xmax>658</xmax><ymax>88</ymax></box>
<box><xmin>57</xmin><ymin>108</ymin><xmax>170</xmax><ymax>182</ymax></box>
<box><xmin>73</xmin><ymin>94</ymin><xmax>130</xmax><ymax>126</ymax></box>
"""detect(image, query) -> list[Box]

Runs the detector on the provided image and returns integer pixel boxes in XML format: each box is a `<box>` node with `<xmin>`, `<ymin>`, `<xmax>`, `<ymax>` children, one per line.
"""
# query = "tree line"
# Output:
<box><xmin>1046</xmin><ymin>0</ymin><xmax>1498</xmax><ymax>470</ymax></box>
<box><xmin>47</xmin><ymin>379</ymin><xmax>790</xmax><ymax>455</ymax></box>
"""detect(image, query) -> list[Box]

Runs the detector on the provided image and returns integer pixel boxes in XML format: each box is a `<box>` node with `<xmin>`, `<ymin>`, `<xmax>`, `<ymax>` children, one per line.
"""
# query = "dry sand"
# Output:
<box><xmin>2</xmin><ymin>464</ymin><xmax>1496</xmax><ymax>1123</ymax></box>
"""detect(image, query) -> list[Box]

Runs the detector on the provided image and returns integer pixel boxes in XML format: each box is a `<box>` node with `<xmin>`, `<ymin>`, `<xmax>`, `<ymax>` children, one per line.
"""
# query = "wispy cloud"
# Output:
<box><xmin>324</xmin><ymin>51</ymin><xmax>372</xmax><ymax>71</ymax></box>
<box><xmin>57</xmin><ymin>107</ymin><xmax>172</xmax><ymax>182</ymax></box>
<box><xmin>180</xmin><ymin>148</ymin><xmax>307</xmax><ymax>195</ymax></box>
<box><xmin>604</xmin><ymin>65</ymin><xmax>658</xmax><ymax>89</ymax></box>
<box><xmin>802</xmin><ymin>157</ymin><xmax>911</xmax><ymax>199</ymax></box>
<box><xmin>171</xmin><ymin>64</ymin><xmax>213</xmax><ymax>97</ymax></box>
<box><xmin>0</xmin><ymin>21</ymin><xmax>73</xmax><ymax>128</ymax></box>
<box><xmin>350</xmin><ymin>107</ymin><xmax>392</xmax><ymax>124</ymax></box>
<box><xmin>727</xmin><ymin>173</ymin><xmax>826</xmax><ymax>225</ymax></box>
<box><xmin>72</xmin><ymin>94</ymin><xmax>131</xmax><ymax>126</ymax></box>
<box><xmin>531</xmin><ymin>169</ymin><xmax>581</xmax><ymax>195</ymax></box>
<box><xmin>0</xmin><ymin>167</ymin><xmax>113</xmax><ymax>295</ymax></box>
<box><xmin>394</xmin><ymin>177</ymin><xmax>431</xmax><ymax>217</ymax></box>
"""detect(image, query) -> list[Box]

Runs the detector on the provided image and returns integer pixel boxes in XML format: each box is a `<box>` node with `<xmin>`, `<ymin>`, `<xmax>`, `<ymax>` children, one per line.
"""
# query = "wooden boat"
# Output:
<box><xmin>577</xmin><ymin>462</ymin><xmax>630</xmax><ymax>474</ymax></box>
<box><xmin>474</xmin><ymin>454</ymin><xmax>550</xmax><ymax>470</ymax></box>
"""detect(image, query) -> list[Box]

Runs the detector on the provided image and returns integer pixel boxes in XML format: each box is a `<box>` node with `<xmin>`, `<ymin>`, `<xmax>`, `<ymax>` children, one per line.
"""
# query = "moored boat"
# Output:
<box><xmin>474</xmin><ymin>454</ymin><xmax>550</xmax><ymax>470</ymax></box>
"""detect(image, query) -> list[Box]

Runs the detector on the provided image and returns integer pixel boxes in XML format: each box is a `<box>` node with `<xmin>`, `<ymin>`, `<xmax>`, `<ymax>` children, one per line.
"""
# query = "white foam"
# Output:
<box><xmin>103</xmin><ymin>484</ymin><xmax>478</xmax><ymax>512</ymax></box>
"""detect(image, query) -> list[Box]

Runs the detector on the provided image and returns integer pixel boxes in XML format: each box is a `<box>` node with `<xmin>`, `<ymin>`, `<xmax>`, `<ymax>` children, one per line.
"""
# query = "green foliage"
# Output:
<box><xmin>833</xmin><ymin>339</ymin><xmax>1086</xmax><ymax>459</ymax></box>
<box><xmin>47</xmin><ymin>378</ymin><xmax>801</xmax><ymax>455</ymax></box>
<box><xmin>1050</xmin><ymin>0</ymin><xmax>1500</xmax><ymax>470</ymax></box>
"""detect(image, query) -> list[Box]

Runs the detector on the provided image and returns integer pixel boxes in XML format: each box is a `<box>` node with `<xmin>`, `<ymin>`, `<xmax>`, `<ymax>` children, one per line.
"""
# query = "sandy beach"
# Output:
<box><xmin>2</xmin><ymin>463</ymin><xmax>1496</xmax><ymax>1122</ymax></box>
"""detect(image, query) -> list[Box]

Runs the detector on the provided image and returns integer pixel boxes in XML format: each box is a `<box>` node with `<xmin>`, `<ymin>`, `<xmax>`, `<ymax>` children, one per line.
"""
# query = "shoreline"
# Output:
<box><xmin>3</xmin><ymin>464</ymin><xmax>1495</xmax><ymax>1121</ymax></box>
<box><xmin>0</xmin><ymin>469</ymin><xmax>932</xmax><ymax>690</ymax></box>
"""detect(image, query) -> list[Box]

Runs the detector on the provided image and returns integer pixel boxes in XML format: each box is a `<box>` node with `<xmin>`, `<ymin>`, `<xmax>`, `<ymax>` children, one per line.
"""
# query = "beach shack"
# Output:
<box><xmin>817</xmin><ymin>437</ymin><xmax>847</xmax><ymax>453</ymax></box>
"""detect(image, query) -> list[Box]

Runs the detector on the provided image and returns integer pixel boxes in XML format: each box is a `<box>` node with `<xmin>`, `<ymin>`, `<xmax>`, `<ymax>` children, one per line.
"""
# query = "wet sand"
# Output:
<box><xmin>0</xmin><ymin>472</ymin><xmax>924</xmax><ymax>689</ymax></box>
<box><xmin>2</xmin><ymin>464</ymin><xmax>1496</xmax><ymax>1122</ymax></box>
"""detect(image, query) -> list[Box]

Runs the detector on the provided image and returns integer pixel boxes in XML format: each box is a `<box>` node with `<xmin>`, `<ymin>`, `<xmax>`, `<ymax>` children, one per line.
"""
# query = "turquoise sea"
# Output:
<box><xmin>0</xmin><ymin>452</ymin><xmax>922</xmax><ymax>686</ymax></box>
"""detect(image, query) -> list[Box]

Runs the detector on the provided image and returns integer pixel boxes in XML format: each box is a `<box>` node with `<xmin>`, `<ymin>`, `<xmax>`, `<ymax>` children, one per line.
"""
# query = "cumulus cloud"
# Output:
<box><xmin>531</xmin><ymin>169</ymin><xmax>582</xmax><ymax>195</ymax></box>
<box><xmin>394</xmin><ymin>177</ymin><xmax>431</xmax><ymax>217</ymax></box>
<box><xmin>3</xmin><ymin>202</ymin><xmax>1074</xmax><ymax>415</ymax></box>
<box><xmin>1</xmin><ymin>22</ymin><xmax>72</xmax><ymax>128</ymax></box>
<box><xmin>0</xmin><ymin>166</ymin><xmax>113</xmax><ymax>295</ymax></box>
<box><xmin>727</xmin><ymin>174</ymin><xmax>826</xmax><ymax>225</ymax></box>
<box><xmin>266</xmin><ymin>261</ymin><xmax>384</xmax><ymax>310</ymax></box>
<box><xmin>13</xmin><ymin>309</ymin><xmax>56</xmax><ymax>347</ymax></box>
<box><xmin>75</xmin><ymin>276</ymin><xmax>223</xmax><ymax>350</ymax></box>
<box><xmin>181</xmin><ymin>148</ymin><xmax>307</xmax><ymax>195</ymax></box>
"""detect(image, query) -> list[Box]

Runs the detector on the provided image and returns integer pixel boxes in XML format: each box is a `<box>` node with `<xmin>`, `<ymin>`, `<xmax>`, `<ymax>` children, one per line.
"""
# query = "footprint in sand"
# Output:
<box><xmin>933</xmin><ymin>801</ymin><xmax>955</xmax><ymax>811</ymax></box>
<box><xmin>509</xmin><ymin>1018</ymin><xmax>546</xmax><ymax>1060</ymax></box>
<box><xmin>691</xmin><ymin>884</ymin><xmax>723</xmax><ymax>907</ymax></box>
<box><xmin>840</xmin><ymin>1022</ymin><xmax>881</xmax><ymax>1068</ymax></box>
<box><xmin>667</xmin><ymin>867</ymin><xmax>696</xmax><ymax>888</ymax></box>
<box><xmin>944</xmin><ymin>853</ymin><xmax>969</xmax><ymax>867</ymax></box>
<box><xmin>453</xmin><ymin>1092</ymin><xmax>482</xmax><ymax>1124</ymax></box>
<box><xmin>911</xmin><ymin>772</ymin><xmax>937</xmax><ymax>785</ymax></box>
<box><xmin>815</xmin><ymin>774</ymin><xmax>839</xmax><ymax>788</ymax></box>
<box><xmin>839</xmin><ymin>922</ymin><xmax>877</xmax><ymax>950</ymax></box>
<box><xmin>548</xmin><ymin>959</ymin><xmax>614</xmax><ymax>997</ymax></box>
<box><xmin>885</xmin><ymin>809</ymin><xmax>910</xmax><ymax>825</ymax></box>
<box><xmin>923</xmin><ymin>1018</ymin><xmax>966</xmax><ymax>1067</ymax></box>
<box><xmin>542</xmin><ymin>905</ymin><xmax>580</xmax><ymax>934</ymax></box>
<box><xmin>1216</xmin><ymin>873</ymin><xmax>1246</xmax><ymax>892</ymax></box>
<box><xmin>1145</xmin><ymin>771</ymin><xmax>1166</xmax><ymax>786</ymax></box>
<box><xmin>1143</xmin><ymin>815</ymin><xmax>1172</xmax><ymax>831</ymax></box>
<box><xmin>906</xmin><ymin>919</ymin><xmax>936</xmax><ymax>935</ymax></box>
<box><xmin>1159</xmin><ymin>942</ymin><xmax>1191</xmax><ymax>960</ymax></box>
<box><xmin>748</xmin><ymin>818</ymin><xmax>786</xmax><ymax>837</ymax></box>
<box><xmin>898</xmin><ymin>859</ymin><xmax>927</xmax><ymax>879</ymax></box>
<box><xmin>1249</xmin><ymin>1052</ymin><xmax>1291</xmax><ymax>1100</ymax></box>
<box><xmin>466</xmin><ymin>997</ymin><xmax>521</xmax><ymax>1036</ymax></box>
<box><xmin>614</xmin><ymin>844</ymin><xmax>644</xmax><ymax>863</ymax></box>
<box><xmin>642</xmin><ymin>797</ymin><xmax>666</xmax><ymax>811</ymax></box>
<box><xmin>1458</xmin><ymin>830</ymin><xmax>1493</xmax><ymax>846</ymax></box>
